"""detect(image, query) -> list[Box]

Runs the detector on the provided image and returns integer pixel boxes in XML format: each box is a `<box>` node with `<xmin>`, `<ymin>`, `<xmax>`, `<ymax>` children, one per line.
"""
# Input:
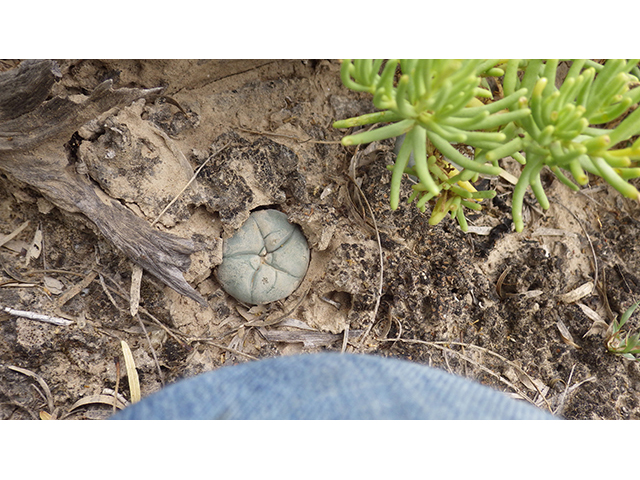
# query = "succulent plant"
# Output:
<box><xmin>500</xmin><ymin>59</ymin><xmax>640</xmax><ymax>230</ymax></box>
<box><xmin>333</xmin><ymin>59</ymin><xmax>640</xmax><ymax>232</ymax></box>
<box><xmin>216</xmin><ymin>209</ymin><xmax>310</xmax><ymax>305</ymax></box>
<box><xmin>607</xmin><ymin>300</ymin><xmax>640</xmax><ymax>361</ymax></box>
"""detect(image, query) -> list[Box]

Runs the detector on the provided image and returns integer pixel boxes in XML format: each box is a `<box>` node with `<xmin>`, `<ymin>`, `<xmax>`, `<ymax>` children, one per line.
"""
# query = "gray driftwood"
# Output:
<box><xmin>0</xmin><ymin>60</ymin><xmax>206</xmax><ymax>305</ymax></box>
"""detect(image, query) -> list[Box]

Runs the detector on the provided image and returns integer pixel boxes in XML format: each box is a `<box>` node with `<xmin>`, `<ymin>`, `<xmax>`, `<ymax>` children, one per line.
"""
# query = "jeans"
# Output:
<box><xmin>111</xmin><ymin>353</ymin><xmax>556</xmax><ymax>420</ymax></box>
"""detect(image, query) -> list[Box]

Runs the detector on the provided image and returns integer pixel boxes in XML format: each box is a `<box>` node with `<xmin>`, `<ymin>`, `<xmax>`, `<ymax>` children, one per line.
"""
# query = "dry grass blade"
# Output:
<box><xmin>39</xmin><ymin>410</ymin><xmax>53</xmax><ymax>420</ymax></box>
<box><xmin>258</xmin><ymin>328</ymin><xmax>363</xmax><ymax>348</ymax></box>
<box><xmin>7</xmin><ymin>365</ymin><xmax>54</xmax><ymax>413</ymax></box>
<box><xmin>98</xmin><ymin>272</ymin><xmax>125</xmax><ymax>312</ymax></box>
<box><xmin>120</xmin><ymin>340</ymin><xmax>141</xmax><ymax>403</ymax></box>
<box><xmin>597</xmin><ymin>267</ymin><xmax>616</xmax><ymax>323</ymax></box>
<box><xmin>556</xmin><ymin>319</ymin><xmax>581</xmax><ymax>349</ymax></box>
<box><xmin>507</xmin><ymin>367</ymin><xmax>550</xmax><ymax>408</ymax></box>
<box><xmin>277</xmin><ymin>318</ymin><xmax>316</xmax><ymax>330</ymax></box>
<box><xmin>499</xmin><ymin>168</ymin><xmax>519</xmax><ymax>185</ymax></box>
<box><xmin>581</xmin><ymin>301</ymin><xmax>609</xmax><ymax>337</ymax></box>
<box><xmin>189</xmin><ymin>337</ymin><xmax>258</xmax><ymax>360</ymax></box>
<box><xmin>129</xmin><ymin>264</ymin><xmax>143</xmax><ymax>316</ymax></box>
<box><xmin>320</xmin><ymin>296</ymin><xmax>342</xmax><ymax>310</ymax></box>
<box><xmin>55</xmin><ymin>270</ymin><xmax>98</xmax><ymax>308</ymax></box>
<box><xmin>341</xmin><ymin>323</ymin><xmax>350</xmax><ymax>353</ymax></box>
<box><xmin>443</xmin><ymin>341</ymin><xmax>552</xmax><ymax>411</ymax></box>
<box><xmin>0</xmin><ymin>281</ymin><xmax>37</xmax><ymax>288</ymax></box>
<box><xmin>434</xmin><ymin>343</ymin><xmax>535</xmax><ymax>405</ymax></box>
<box><xmin>552</xmin><ymin>364</ymin><xmax>596</xmax><ymax>416</ymax></box>
<box><xmin>577</xmin><ymin>302</ymin><xmax>606</xmax><ymax>324</ymax></box>
<box><xmin>102</xmin><ymin>388</ymin><xmax>129</xmax><ymax>407</ymax></box>
<box><xmin>0</xmin><ymin>220</ymin><xmax>29</xmax><ymax>249</ymax></box>
<box><xmin>67</xmin><ymin>394</ymin><xmax>127</xmax><ymax>414</ymax></box>
<box><xmin>557</xmin><ymin>282</ymin><xmax>594</xmax><ymax>304</ymax></box>
<box><xmin>24</xmin><ymin>225</ymin><xmax>42</xmax><ymax>266</ymax></box>
<box><xmin>113</xmin><ymin>356</ymin><xmax>121</xmax><ymax>414</ymax></box>
<box><xmin>383</xmin><ymin>338</ymin><xmax>552</xmax><ymax>411</ymax></box>
<box><xmin>553</xmin><ymin>364</ymin><xmax>575</xmax><ymax>416</ymax></box>
<box><xmin>496</xmin><ymin>265</ymin><xmax>511</xmax><ymax>299</ymax></box>
<box><xmin>227</xmin><ymin>326</ymin><xmax>245</xmax><ymax>352</ymax></box>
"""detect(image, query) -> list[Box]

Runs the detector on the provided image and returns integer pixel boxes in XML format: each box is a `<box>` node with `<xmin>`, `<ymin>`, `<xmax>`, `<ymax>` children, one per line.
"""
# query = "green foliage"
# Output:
<box><xmin>333</xmin><ymin>60</ymin><xmax>640</xmax><ymax>232</ymax></box>
<box><xmin>607</xmin><ymin>300</ymin><xmax>640</xmax><ymax>361</ymax></box>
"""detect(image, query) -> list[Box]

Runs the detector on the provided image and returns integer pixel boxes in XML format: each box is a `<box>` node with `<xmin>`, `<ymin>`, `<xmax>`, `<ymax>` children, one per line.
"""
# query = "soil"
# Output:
<box><xmin>1</xmin><ymin>59</ymin><xmax>640</xmax><ymax>420</ymax></box>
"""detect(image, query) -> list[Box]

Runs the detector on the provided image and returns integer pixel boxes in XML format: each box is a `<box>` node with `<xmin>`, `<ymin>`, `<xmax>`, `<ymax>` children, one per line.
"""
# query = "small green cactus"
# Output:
<box><xmin>216</xmin><ymin>209</ymin><xmax>310</xmax><ymax>304</ymax></box>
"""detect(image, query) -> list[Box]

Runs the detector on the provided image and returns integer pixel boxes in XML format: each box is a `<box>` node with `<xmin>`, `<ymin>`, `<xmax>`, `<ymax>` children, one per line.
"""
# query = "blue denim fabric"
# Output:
<box><xmin>111</xmin><ymin>353</ymin><xmax>556</xmax><ymax>420</ymax></box>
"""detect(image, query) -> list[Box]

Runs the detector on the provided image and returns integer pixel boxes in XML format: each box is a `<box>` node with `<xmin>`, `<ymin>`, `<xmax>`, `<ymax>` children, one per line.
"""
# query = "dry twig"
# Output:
<box><xmin>54</xmin><ymin>270</ymin><xmax>98</xmax><ymax>308</ymax></box>
<box><xmin>129</xmin><ymin>264</ymin><xmax>143</xmax><ymax>317</ymax></box>
<box><xmin>1</xmin><ymin>305</ymin><xmax>73</xmax><ymax>326</ymax></box>
<box><xmin>187</xmin><ymin>337</ymin><xmax>258</xmax><ymax>360</ymax></box>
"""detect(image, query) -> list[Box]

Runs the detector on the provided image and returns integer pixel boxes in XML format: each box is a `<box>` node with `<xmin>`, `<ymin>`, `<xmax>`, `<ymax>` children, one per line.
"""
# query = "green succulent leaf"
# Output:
<box><xmin>341</xmin><ymin>118</ymin><xmax>416</xmax><ymax>146</ymax></box>
<box><xmin>334</xmin><ymin>59</ymin><xmax>640</xmax><ymax>232</ymax></box>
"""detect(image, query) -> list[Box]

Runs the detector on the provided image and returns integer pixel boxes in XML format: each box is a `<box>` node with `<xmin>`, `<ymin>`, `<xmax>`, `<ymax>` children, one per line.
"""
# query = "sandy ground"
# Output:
<box><xmin>1</xmin><ymin>59</ymin><xmax>640</xmax><ymax>419</ymax></box>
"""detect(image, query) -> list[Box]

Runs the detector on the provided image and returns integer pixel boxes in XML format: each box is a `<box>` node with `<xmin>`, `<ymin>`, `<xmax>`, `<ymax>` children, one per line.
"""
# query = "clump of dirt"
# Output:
<box><xmin>1</xmin><ymin>59</ymin><xmax>640</xmax><ymax>420</ymax></box>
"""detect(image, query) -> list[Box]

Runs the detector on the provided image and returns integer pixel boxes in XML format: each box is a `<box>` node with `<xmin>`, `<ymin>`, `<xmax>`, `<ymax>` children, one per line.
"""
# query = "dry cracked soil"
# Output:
<box><xmin>1</xmin><ymin>59</ymin><xmax>640</xmax><ymax>420</ymax></box>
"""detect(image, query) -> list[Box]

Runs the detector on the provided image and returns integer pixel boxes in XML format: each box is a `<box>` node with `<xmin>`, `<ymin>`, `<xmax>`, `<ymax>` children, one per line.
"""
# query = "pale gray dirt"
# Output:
<box><xmin>1</xmin><ymin>59</ymin><xmax>640</xmax><ymax>419</ymax></box>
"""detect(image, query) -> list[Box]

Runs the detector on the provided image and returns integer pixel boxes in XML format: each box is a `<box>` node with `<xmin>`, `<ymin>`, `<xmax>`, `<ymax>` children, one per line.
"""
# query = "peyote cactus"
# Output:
<box><xmin>216</xmin><ymin>209</ymin><xmax>310</xmax><ymax>305</ymax></box>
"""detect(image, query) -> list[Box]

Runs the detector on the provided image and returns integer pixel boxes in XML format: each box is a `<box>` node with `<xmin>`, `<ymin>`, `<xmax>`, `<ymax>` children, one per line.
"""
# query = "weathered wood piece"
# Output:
<box><xmin>0</xmin><ymin>60</ymin><xmax>207</xmax><ymax>305</ymax></box>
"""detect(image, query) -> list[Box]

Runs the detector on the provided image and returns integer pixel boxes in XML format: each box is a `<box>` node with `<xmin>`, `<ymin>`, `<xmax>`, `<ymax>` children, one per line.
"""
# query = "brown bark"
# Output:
<box><xmin>0</xmin><ymin>60</ymin><xmax>206</xmax><ymax>305</ymax></box>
